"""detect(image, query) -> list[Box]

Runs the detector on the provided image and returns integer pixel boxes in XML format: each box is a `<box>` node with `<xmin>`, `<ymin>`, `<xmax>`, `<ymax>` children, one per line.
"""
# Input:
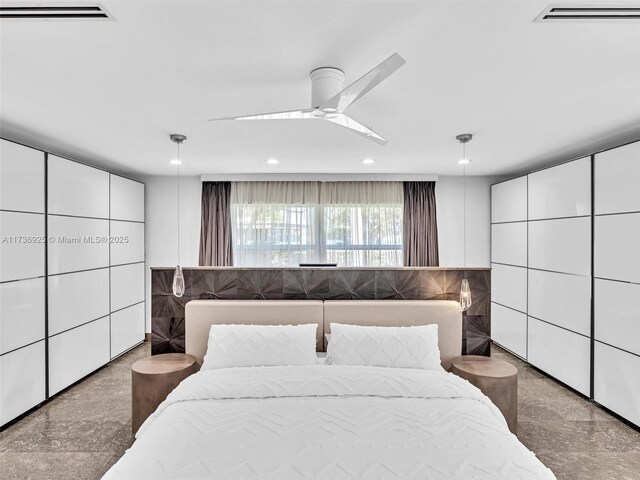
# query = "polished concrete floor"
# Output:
<box><xmin>1</xmin><ymin>342</ymin><xmax>639</xmax><ymax>479</ymax></box>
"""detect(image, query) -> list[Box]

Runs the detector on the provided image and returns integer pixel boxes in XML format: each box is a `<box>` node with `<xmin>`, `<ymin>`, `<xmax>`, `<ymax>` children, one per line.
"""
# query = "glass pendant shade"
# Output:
<box><xmin>172</xmin><ymin>265</ymin><xmax>185</xmax><ymax>297</ymax></box>
<box><xmin>460</xmin><ymin>278</ymin><xmax>472</xmax><ymax>312</ymax></box>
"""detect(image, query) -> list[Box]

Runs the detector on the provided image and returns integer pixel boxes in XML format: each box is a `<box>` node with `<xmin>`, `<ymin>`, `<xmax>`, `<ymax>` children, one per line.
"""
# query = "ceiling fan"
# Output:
<box><xmin>207</xmin><ymin>53</ymin><xmax>406</xmax><ymax>145</ymax></box>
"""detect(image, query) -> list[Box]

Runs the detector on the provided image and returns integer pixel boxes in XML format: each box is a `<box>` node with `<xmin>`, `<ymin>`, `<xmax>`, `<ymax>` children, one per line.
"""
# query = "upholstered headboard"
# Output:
<box><xmin>323</xmin><ymin>300</ymin><xmax>462</xmax><ymax>370</ymax></box>
<box><xmin>185</xmin><ymin>299</ymin><xmax>462</xmax><ymax>369</ymax></box>
<box><xmin>185</xmin><ymin>300</ymin><xmax>325</xmax><ymax>364</ymax></box>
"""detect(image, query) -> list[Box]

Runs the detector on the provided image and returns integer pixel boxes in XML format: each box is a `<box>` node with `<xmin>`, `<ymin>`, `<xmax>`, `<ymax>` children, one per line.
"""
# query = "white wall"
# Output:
<box><xmin>143</xmin><ymin>175</ymin><xmax>201</xmax><ymax>331</ymax></box>
<box><xmin>143</xmin><ymin>174</ymin><xmax>501</xmax><ymax>331</ymax></box>
<box><xmin>436</xmin><ymin>176</ymin><xmax>504</xmax><ymax>268</ymax></box>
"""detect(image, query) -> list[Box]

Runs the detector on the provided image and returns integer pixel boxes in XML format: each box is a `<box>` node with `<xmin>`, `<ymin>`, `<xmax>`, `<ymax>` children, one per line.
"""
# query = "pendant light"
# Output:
<box><xmin>170</xmin><ymin>133</ymin><xmax>187</xmax><ymax>297</ymax></box>
<box><xmin>456</xmin><ymin>133</ymin><xmax>473</xmax><ymax>312</ymax></box>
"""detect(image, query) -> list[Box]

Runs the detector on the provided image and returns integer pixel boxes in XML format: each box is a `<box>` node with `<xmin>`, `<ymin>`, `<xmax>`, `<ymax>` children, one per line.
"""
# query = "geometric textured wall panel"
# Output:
<box><xmin>152</xmin><ymin>267</ymin><xmax>491</xmax><ymax>356</ymax></box>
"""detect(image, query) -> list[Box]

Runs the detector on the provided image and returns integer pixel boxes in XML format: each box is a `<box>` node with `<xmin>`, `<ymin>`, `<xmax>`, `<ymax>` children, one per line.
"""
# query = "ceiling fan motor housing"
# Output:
<box><xmin>309</xmin><ymin>67</ymin><xmax>345</xmax><ymax>109</ymax></box>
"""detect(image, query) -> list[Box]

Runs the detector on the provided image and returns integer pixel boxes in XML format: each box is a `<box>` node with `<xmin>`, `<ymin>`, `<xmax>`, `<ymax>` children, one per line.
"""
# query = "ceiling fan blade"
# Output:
<box><xmin>324</xmin><ymin>113</ymin><xmax>388</xmax><ymax>145</ymax></box>
<box><xmin>208</xmin><ymin>108</ymin><xmax>318</xmax><ymax>121</ymax></box>
<box><xmin>318</xmin><ymin>53</ymin><xmax>406</xmax><ymax>112</ymax></box>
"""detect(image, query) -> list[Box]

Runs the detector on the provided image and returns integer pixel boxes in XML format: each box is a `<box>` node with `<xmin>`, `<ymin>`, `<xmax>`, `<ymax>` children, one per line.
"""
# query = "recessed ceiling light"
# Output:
<box><xmin>266</xmin><ymin>158</ymin><xmax>280</xmax><ymax>165</ymax></box>
<box><xmin>457</xmin><ymin>158</ymin><xmax>471</xmax><ymax>165</ymax></box>
<box><xmin>169</xmin><ymin>159</ymin><xmax>182</xmax><ymax>165</ymax></box>
<box><xmin>362</xmin><ymin>158</ymin><xmax>376</xmax><ymax>165</ymax></box>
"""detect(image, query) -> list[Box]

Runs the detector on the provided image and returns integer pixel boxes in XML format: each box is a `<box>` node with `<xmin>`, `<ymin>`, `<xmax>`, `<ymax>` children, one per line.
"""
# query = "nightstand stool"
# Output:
<box><xmin>131</xmin><ymin>353</ymin><xmax>199</xmax><ymax>434</ymax></box>
<box><xmin>450</xmin><ymin>355</ymin><xmax>518</xmax><ymax>434</ymax></box>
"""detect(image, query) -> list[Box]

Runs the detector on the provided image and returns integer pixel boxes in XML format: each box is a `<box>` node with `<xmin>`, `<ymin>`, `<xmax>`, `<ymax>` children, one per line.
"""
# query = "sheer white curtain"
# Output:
<box><xmin>231</xmin><ymin>182</ymin><xmax>320</xmax><ymax>267</ymax></box>
<box><xmin>320</xmin><ymin>182</ymin><xmax>403</xmax><ymax>266</ymax></box>
<box><xmin>231</xmin><ymin>181</ymin><xmax>403</xmax><ymax>267</ymax></box>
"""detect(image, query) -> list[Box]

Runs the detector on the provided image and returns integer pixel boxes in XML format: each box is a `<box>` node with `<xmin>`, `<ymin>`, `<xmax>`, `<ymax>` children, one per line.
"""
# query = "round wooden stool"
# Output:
<box><xmin>131</xmin><ymin>353</ymin><xmax>199</xmax><ymax>434</ymax></box>
<box><xmin>450</xmin><ymin>355</ymin><xmax>518</xmax><ymax>434</ymax></box>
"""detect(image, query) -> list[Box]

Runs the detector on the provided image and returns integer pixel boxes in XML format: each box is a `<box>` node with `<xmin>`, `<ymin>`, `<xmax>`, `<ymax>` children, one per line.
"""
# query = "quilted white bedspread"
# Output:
<box><xmin>103</xmin><ymin>365</ymin><xmax>555</xmax><ymax>479</ymax></box>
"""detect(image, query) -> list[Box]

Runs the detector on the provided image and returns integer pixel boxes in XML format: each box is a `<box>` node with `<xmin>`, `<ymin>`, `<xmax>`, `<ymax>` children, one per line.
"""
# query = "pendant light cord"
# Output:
<box><xmin>177</xmin><ymin>141</ymin><xmax>181</xmax><ymax>267</ymax></box>
<box><xmin>463</xmin><ymin>142</ymin><xmax>467</xmax><ymax>279</ymax></box>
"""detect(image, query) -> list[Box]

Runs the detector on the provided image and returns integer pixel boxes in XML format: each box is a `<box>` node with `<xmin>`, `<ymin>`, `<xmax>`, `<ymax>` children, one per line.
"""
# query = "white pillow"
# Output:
<box><xmin>202</xmin><ymin>323</ymin><xmax>319</xmax><ymax>370</ymax></box>
<box><xmin>325</xmin><ymin>323</ymin><xmax>443</xmax><ymax>371</ymax></box>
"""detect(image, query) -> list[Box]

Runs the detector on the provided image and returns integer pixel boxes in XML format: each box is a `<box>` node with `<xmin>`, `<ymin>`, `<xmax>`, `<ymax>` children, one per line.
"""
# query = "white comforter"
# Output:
<box><xmin>104</xmin><ymin>365</ymin><xmax>555</xmax><ymax>479</ymax></box>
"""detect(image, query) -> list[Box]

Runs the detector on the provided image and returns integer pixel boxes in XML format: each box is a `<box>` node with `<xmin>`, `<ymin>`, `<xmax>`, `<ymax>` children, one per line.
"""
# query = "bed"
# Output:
<box><xmin>103</xmin><ymin>300</ymin><xmax>555</xmax><ymax>479</ymax></box>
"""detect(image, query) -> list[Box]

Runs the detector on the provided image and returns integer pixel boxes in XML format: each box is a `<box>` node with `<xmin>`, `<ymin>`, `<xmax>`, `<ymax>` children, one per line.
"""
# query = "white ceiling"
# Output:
<box><xmin>1</xmin><ymin>0</ymin><xmax>640</xmax><ymax>178</ymax></box>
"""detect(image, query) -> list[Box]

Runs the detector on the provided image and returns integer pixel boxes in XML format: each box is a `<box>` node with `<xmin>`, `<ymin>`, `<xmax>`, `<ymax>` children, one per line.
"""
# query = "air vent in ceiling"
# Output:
<box><xmin>535</xmin><ymin>4</ymin><xmax>640</xmax><ymax>21</ymax></box>
<box><xmin>0</xmin><ymin>4</ymin><xmax>112</xmax><ymax>20</ymax></box>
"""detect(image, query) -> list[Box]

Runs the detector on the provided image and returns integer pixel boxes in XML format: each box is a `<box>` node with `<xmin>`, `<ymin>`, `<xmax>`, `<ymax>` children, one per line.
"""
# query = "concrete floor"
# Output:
<box><xmin>1</xmin><ymin>342</ymin><xmax>639</xmax><ymax>479</ymax></box>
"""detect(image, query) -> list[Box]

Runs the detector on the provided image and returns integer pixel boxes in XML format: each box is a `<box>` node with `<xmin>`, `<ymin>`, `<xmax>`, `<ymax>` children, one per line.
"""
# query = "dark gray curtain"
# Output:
<box><xmin>403</xmin><ymin>181</ymin><xmax>439</xmax><ymax>266</ymax></box>
<box><xmin>199</xmin><ymin>182</ymin><xmax>233</xmax><ymax>266</ymax></box>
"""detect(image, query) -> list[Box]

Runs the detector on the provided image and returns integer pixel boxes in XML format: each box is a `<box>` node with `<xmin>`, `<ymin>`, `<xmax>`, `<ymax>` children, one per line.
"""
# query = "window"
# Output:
<box><xmin>231</xmin><ymin>182</ymin><xmax>403</xmax><ymax>267</ymax></box>
<box><xmin>323</xmin><ymin>204</ymin><xmax>403</xmax><ymax>266</ymax></box>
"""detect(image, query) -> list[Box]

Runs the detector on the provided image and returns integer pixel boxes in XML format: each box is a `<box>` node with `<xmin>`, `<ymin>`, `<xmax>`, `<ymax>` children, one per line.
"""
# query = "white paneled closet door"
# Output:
<box><xmin>111</xmin><ymin>302</ymin><xmax>145</xmax><ymax>359</ymax></box>
<box><xmin>594</xmin><ymin>214</ymin><xmax>640</xmax><ymax>284</ymax></box>
<box><xmin>594</xmin><ymin>141</ymin><xmax>640</xmax><ymax>426</ymax></box>
<box><xmin>110</xmin><ymin>174</ymin><xmax>145</xmax><ymax>222</ymax></box>
<box><xmin>490</xmin><ymin>176</ymin><xmax>528</xmax><ymax>358</ymax></box>
<box><xmin>0</xmin><ymin>341</ymin><xmax>46</xmax><ymax>425</ymax></box>
<box><xmin>594</xmin><ymin>343</ymin><xmax>640</xmax><ymax>427</ymax></box>
<box><xmin>490</xmin><ymin>142</ymin><xmax>640</xmax><ymax>427</ymax></box>
<box><xmin>491</xmin><ymin>303</ymin><xmax>527</xmax><ymax>359</ymax></box>
<box><xmin>528</xmin><ymin>269</ymin><xmax>590</xmax><ymax>337</ymax></box>
<box><xmin>0</xmin><ymin>279</ymin><xmax>46</xmax><ymax>354</ymax></box>
<box><xmin>0</xmin><ymin>142</ymin><xmax>146</xmax><ymax>427</ymax></box>
<box><xmin>526</xmin><ymin>158</ymin><xmax>591</xmax><ymax>396</ymax></box>
<box><xmin>47</xmin><ymin>216</ymin><xmax>110</xmax><ymax>275</ymax></box>
<box><xmin>48</xmin><ymin>316</ymin><xmax>110</xmax><ymax>395</ymax></box>
<box><xmin>527</xmin><ymin>317</ymin><xmax>591</xmax><ymax>394</ymax></box>
<box><xmin>109</xmin><ymin>175</ymin><xmax>145</xmax><ymax>360</ymax></box>
<box><xmin>0</xmin><ymin>211</ymin><xmax>45</xmax><ymax>283</ymax></box>
<box><xmin>0</xmin><ymin>139</ymin><xmax>46</xmax><ymax>425</ymax></box>
<box><xmin>492</xmin><ymin>263</ymin><xmax>527</xmax><ymax>313</ymax></box>
<box><xmin>48</xmin><ymin>268</ymin><xmax>110</xmax><ymax>335</ymax></box>
<box><xmin>491</xmin><ymin>176</ymin><xmax>528</xmax><ymax>223</ymax></box>
<box><xmin>48</xmin><ymin>155</ymin><xmax>110</xmax><ymax>218</ymax></box>
<box><xmin>47</xmin><ymin>155</ymin><xmax>111</xmax><ymax>395</ymax></box>
<box><xmin>528</xmin><ymin>217</ymin><xmax>591</xmax><ymax>276</ymax></box>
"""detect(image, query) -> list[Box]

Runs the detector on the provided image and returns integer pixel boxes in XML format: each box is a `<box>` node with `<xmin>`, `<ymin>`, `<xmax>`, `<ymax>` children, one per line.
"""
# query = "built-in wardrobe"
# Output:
<box><xmin>0</xmin><ymin>139</ymin><xmax>145</xmax><ymax>427</ymax></box>
<box><xmin>491</xmin><ymin>139</ymin><xmax>640</xmax><ymax>427</ymax></box>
